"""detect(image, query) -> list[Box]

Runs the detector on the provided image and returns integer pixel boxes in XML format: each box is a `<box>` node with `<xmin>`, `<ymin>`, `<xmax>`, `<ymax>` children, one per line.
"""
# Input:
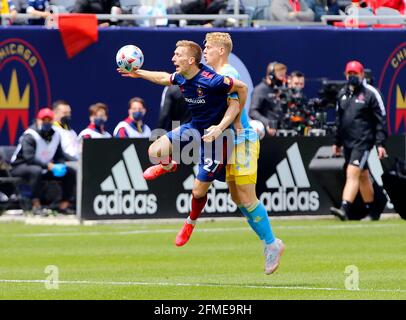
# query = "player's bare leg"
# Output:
<box><xmin>359</xmin><ymin>169</ymin><xmax>374</xmax><ymax>203</ymax></box>
<box><xmin>331</xmin><ymin>164</ymin><xmax>361</xmax><ymax>220</ymax></box>
<box><xmin>175</xmin><ymin>179</ymin><xmax>211</xmax><ymax>246</ymax></box>
<box><xmin>359</xmin><ymin>169</ymin><xmax>378</xmax><ymax>220</ymax></box>
<box><xmin>143</xmin><ymin>135</ymin><xmax>177</xmax><ymax>180</ymax></box>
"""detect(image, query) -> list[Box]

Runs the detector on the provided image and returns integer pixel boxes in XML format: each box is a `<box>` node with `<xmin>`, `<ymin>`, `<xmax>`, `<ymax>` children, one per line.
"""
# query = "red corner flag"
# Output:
<box><xmin>58</xmin><ymin>14</ymin><xmax>98</xmax><ymax>59</ymax></box>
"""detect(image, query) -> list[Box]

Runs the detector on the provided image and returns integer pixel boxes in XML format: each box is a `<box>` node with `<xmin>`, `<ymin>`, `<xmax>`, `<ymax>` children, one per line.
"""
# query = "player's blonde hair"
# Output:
<box><xmin>176</xmin><ymin>40</ymin><xmax>202</xmax><ymax>65</ymax></box>
<box><xmin>205</xmin><ymin>32</ymin><xmax>233</xmax><ymax>54</ymax></box>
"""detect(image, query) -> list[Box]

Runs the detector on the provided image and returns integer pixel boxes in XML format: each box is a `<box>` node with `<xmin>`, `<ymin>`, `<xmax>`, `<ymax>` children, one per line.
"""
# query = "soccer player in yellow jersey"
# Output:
<box><xmin>203</xmin><ymin>32</ymin><xmax>285</xmax><ymax>274</ymax></box>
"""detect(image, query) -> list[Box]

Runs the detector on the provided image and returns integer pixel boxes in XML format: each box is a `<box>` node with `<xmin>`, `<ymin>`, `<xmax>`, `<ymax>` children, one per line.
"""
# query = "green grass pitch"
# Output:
<box><xmin>0</xmin><ymin>217</ymin><xmax>405</xmax><ymax>299</ymax></box>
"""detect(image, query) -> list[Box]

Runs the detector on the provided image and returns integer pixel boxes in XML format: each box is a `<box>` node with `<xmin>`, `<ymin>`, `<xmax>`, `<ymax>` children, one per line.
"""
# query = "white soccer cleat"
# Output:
<box><xmin>264</xmin><ymin>238</ymin><xmax>285</xmax><ymax>275</ymax></box>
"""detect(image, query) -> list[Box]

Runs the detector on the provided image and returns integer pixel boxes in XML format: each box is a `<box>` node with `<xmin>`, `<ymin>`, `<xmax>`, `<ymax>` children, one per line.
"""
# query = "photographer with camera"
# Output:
<box><xmin>249</xmin><ymin>62</ymin><xmax>287</xmax><ymax>137</ymax></box>
<box><xmin>282</xmin><ymin>70</ymin><xmax>313</xmax><ymax>134</ymax></box>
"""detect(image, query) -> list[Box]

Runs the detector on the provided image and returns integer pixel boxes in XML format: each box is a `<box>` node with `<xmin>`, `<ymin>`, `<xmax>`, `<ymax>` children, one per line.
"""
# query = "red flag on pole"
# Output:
<box><xmin>58</xmin><ymin>14</ymin><xmax>98</xmax><ymax>59</ymax></box>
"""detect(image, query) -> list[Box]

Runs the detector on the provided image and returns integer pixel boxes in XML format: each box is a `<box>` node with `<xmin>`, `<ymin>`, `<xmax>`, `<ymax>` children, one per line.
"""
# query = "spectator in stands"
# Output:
<box><xmin>26</xmin><ymin>0</ymin><xmax>51</xmax><ymax>25</ymax></box>
<box><xmin>266</xmin><ymin>0</ymin><xmax>315</xmax><ymax>21</ymax></box>
<box><xmin>249</xmin><ymin>62</ymin><xmax>287</xmax><ymax>137</ymax></box>
<box><xmin>203</xmin><ymin>0</ymin><xmax>247</xmax><ymax>27</ymax></box>
<box><xmin>114</xmin><ymin>97</ymin><xmax>151</xmax><ymax>138</ymax></box>
<box><xmin>73</xmin><ymin>0</ymin><xmax>122</xmax><ymax>26</ymax></box>
<box><xmin>305</xmin><ymin>0</ymin><xmax>340</xmax><ymax>21</ymax></box>
<box><xmin>78</xmin><ymin>102</ymin><xmax>112</xmax><ymax>140</ymax></box>
<box><xmin>330</xmin><ymin>60</ymin><xmax>387</xmax><ymax>221</ymax></box>
<box><xmin>52</xmin><ymin>100</ymin><xmax>80</xmax><ymax>161</ymax></box>
<box><xmin>0</xmin><ymin>0</ymin><xmax>18</xmax><ymax>25</ymax></box>
<box><xmin>10</xmin><ymin>108</ymin><xmax>76</xmax><ymax>215</ymax></box>
<box><xmin>157</xmin><ymin>86</ymin><xmax>191</xmax><ymax>131</ymax></box>
<box><xmin>166</xmin><ymin>0</ymin><xmax>227</xmax><ymax>26</ymax></box>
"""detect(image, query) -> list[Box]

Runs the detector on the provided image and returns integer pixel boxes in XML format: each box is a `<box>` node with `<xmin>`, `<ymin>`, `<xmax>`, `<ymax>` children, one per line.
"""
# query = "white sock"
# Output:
<box><xmin>186</xmin><ymin>216</ymin><xmax>196</xmax><ymax>225</ymax></box>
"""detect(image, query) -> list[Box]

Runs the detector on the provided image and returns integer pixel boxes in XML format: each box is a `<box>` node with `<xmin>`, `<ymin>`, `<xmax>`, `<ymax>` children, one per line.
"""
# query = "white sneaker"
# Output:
<box><xmin>264</xmin><ymin>238</ymin><xmax>285</xmax><ymax>275</ymax></box>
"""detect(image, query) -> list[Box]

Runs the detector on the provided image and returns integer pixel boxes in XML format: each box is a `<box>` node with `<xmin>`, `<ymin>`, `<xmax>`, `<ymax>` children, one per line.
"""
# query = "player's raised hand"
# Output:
<box><xmin>202</xmin><ymin>125</ymin><xmax>223</xmax><ymax>142</ymax></box>
<box><xmin>116</xmin><ymin>68</ymin><xmax>141</xmax><ymax>78</ymax></box>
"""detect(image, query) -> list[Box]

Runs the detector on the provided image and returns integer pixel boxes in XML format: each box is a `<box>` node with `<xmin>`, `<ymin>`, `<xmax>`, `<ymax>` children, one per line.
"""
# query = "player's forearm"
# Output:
<box><xmin>236</xmin><ymin>86</ymin><xmax>247</xmax><ymax>113</ymax></box>
<box><xmin>136</xmin><ymin>70</ymin><xmax>172</xmax><ymax>86</ymax></box>
<box><xmin>231</xmin><ymin>79</ymin><xmax>248</xmax><ymax>109</ymax></box>
<box><xmin>218</xmin><ymin>100</ymin><xmax>240</xmax><ymax>132</ymax></box>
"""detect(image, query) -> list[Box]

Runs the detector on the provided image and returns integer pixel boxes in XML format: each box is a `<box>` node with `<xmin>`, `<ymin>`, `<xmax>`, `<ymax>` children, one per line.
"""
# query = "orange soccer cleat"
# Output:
<box><xmin>175</xmin><ymin>221</ymin><xmax>195</xmax><ymax>247</ymax></box>
<box><xmin>143</xmin><ymin>161</ymin><xmax>177</xmax><ymax>180</ymax></box>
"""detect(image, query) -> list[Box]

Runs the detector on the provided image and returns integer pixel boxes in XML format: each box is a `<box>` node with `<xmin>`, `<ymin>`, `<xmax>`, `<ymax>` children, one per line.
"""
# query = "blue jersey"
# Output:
<box><xmin>170</xmin><ymin>64</ymin><xmax>234</xmax><ymax>131</ymax></box>
<box><xmin>27</xmin><ymin>0</ymin><xmax>49</xmax><ymax>10</ymax></box>
<box><xmin>218</xmin><ymin>64</ymin><xmax>258</xmax><ymax>143</ymax></box>
<box><xmin>27</xmin><ymin>0</ymin><xmax>49</xmax><ymax>25</ymax></box>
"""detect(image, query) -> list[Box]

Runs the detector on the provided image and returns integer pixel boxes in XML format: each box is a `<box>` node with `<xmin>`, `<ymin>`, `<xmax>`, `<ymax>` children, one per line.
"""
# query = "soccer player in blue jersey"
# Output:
<box><xmin>117</xmin><ymin>40</ymin><xmax>248</xmax><ymax>246</ymax></box>
<box><xmin>203</xmin><ymin>32</ymin><xmax>284</xmax><ymax>275</ymax></box>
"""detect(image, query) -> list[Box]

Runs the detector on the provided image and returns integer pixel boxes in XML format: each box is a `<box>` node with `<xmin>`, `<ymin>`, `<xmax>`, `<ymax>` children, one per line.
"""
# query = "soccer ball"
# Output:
<box><xmin>249</xmin><ymin>119</ymin><xmax>266</xmax><ymax>140</ymax></box>
<box><xmin>116</xmin><ymin>45</ymin><xmax>144</xmax><ymax>72</ymax></box>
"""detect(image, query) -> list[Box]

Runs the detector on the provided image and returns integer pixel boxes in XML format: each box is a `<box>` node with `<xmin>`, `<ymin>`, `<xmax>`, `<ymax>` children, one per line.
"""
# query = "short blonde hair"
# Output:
<box><xmin>205</xmin><ymin>32</ymin><xmax>233</xmax><ymax>54</ymax></box>
<box><xmin>176</xmin><ymin>40</ymin><xmax>202</xmax><ymax>65</ymax></box>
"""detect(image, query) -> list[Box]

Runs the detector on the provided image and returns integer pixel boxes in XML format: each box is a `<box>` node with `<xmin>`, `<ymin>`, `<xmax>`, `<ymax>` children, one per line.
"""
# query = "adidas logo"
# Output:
<box><xmin>260</xmin><ymin>143</ymin><xmax>320</xmax><ymax>212</ymax></box>
<box><xmin>352</xmin><ymin>159</ymin><xmax>360</xmax><ymax>166</ymax></box>
<box><xmin>93</xmin><ymin>145</ymin><xmax>157</xmax><ymax>216</ymax></box>
<box><xmin>176</xmin><ymin>164</ymin><xmax>237</xmax><ymax>214</ymax></box>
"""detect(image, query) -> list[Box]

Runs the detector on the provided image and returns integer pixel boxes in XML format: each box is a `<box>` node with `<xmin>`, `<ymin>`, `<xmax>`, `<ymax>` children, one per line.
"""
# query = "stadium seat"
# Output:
<box><xmin>333</xmin><ymin>7</ymin><xmax>378</xmax><ymax>27</ymax></box>
<box><xmin>49</xmin><ymin>0</ymin><xmax>76</xmax><ymax>13</ymax></box>
<box><xmin>373</xmin><ymin>7</ymin><xmax>405</xmax><ymax>28</ymax></box>
<box><xmin>120</xmin><ymin>0</ymin><xmax>143</xmax><ymax>14</ymax></box>
<box><xmin>241</xmin><ymin>0</ymin><xmax>271</xmax><ymax>20</ymax></box>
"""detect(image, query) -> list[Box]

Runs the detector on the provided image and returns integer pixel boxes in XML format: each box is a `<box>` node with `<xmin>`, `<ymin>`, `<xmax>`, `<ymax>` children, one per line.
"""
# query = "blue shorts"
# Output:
<box><xmin>166</xmin><ymin>123</ymin><xmax>229</xmax><ymax>182</ymax></box>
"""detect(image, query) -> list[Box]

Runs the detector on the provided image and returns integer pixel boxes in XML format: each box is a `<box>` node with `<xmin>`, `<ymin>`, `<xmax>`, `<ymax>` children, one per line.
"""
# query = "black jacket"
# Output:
<box><xmin>249</xmin><ymin>80</ymin><xmax>283</xmax><ymax>129</ymax></box>
<box><xmin>157</xmin><ymin>85</ymin><xmax>191</xmax><ymax>131</ymax></box>
<box><xmin>11</xmin><ymin>124</ymin><xmax>66</xmax><ymax>169</ymax></box>
<box><xmin>334</xmin><ymin>81</ymin><xmax>387</xmax><ymax>150</ymax></box>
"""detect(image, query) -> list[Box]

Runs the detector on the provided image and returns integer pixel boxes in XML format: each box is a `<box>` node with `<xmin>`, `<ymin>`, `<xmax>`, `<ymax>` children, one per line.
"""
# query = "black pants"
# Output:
<box><xmin>11</xmin><ymin>164</ymin><xmax>76</xmax><ymax>202</ymax></box>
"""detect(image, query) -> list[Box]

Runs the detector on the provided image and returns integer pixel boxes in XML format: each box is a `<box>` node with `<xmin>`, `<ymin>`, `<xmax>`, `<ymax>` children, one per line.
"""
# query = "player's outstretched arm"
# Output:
<box><xmin>117</xmin><ymin>68</ymin><xmax>172</xmax><ymax>86</ymax></box>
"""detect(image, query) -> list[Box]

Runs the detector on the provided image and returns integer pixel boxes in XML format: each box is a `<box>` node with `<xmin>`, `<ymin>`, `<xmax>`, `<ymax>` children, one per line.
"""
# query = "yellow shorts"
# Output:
<box><xmin>226</xmin><ymin>139</ymin><xmax>260</xmax><ymax>185</ymax></box>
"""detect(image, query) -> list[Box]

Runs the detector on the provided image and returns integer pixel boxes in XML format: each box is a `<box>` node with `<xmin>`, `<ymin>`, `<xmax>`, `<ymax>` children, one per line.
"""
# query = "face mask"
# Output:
<box><xmin>348</xmin><ymin>75</ymin><xmax>361</xmax><ymax>87</ymax></box>
<box><xmin>132</xmin><ymin>112</ymin><xmax>144</xmax><ymax>121</ymax></box>
<box><xmin>60</xmin><ymin>116</ymin><xmax>71</xmax><ymax>126</ymax></box>
<box><xmin>292</xmin><ymin>88</ymin><xmax>302</xmax><ymax>95</ymax></box>
<box><xmin>94</xmin><ymin>118</ymin><xmax>106</xmax><ymax>127</ymax></box>
<box><xmin>40</xmin><ymin>122</ymin><xmax>53</xmax><ymax>132</ymax></box>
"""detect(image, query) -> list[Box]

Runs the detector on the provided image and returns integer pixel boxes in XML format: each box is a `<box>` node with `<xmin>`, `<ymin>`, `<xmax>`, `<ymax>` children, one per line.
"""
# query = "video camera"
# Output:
<box><xmin>270</xmin><ymin>82</ymin><xmax>340</xmax><ymax>136</ymax></box>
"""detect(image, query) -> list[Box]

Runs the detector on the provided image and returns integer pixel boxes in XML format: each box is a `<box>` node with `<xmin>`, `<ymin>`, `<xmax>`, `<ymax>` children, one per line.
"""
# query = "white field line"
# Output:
<box><xmin>0</xmin><ymin>279</ymin><xmax>405</xmax><ymax>294</ymax></box>
<box><xmin>5</xmin><ymin>223</ymin><xmax>403</xmax><ymax>238</ymax></box>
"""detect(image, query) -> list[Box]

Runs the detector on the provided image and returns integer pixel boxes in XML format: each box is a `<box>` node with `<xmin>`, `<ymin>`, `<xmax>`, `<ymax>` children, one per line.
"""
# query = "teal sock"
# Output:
<box><xmin>247</xmin><ymin>201</ymin><xmax>275</xmax><ymax>245</ymax></box>
<box><xmin>239</xmin><ymin>206</ymin><xmax>264</xmax><ymax>240</ymax></box>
